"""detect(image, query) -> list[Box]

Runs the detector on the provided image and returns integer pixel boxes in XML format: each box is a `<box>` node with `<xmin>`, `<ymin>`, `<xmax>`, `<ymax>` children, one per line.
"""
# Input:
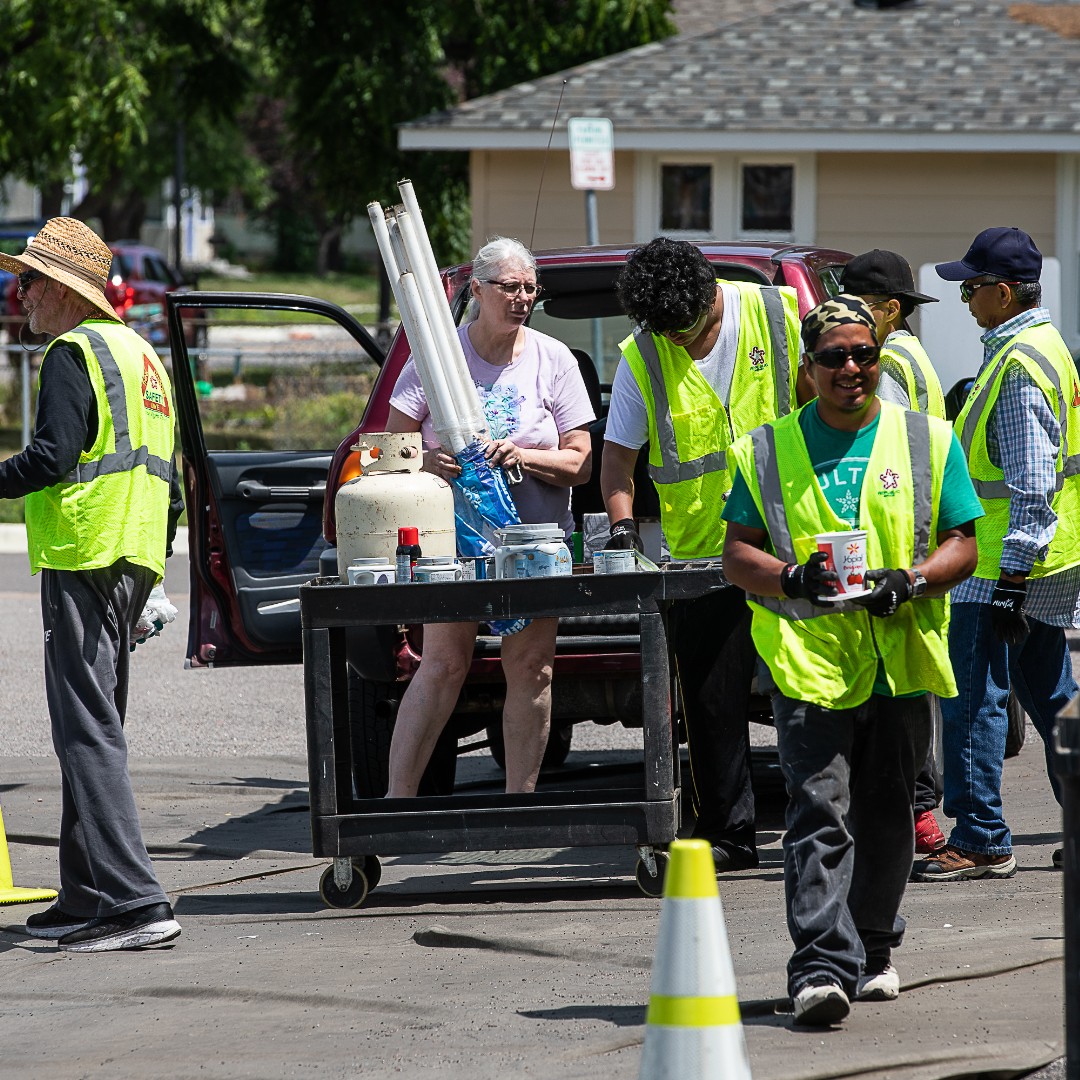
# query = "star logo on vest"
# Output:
<box><xmin>142</xmin><ymin>354</ymin><xmax>171</xmax><ymax>418</ymax></box>
<box><xmin>749</xmin><ymin>346</ymin><xmax>767</xmax><ymax>372</ymax></box>
<box><xmin>879</xmin><ymin>467</ymin><xmax>899</xmax><ymax>492</ymax></box>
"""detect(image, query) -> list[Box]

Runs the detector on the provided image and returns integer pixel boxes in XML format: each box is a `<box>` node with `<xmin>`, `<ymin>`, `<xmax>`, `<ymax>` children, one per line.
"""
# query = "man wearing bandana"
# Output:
<box><xmin>721</xmin><ymin>295</ymin><xmax>982</xmax><ymax>1026</ymax></box>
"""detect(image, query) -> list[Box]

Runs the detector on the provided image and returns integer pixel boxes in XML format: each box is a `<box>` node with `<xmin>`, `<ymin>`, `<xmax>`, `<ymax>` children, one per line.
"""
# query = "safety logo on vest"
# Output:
<box><xmin>142</xmin><ymin>355</ymin><xmax>171</xmax><ymax>418</ymax></box>
<box><xmin>749</xmin><ymin>346</ymin><xmax>767</xmax><ymax>372</ymax></box>
<box><xmin>878</xmin><ymin>467</ymin><xmax>899</xmax><ymax>497</ymax></box>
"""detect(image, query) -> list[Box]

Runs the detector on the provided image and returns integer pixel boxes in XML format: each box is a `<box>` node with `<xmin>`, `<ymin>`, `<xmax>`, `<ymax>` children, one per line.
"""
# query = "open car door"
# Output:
<box><xmin>167</xmin><ymin>292</ymin><xmax>384</xmax><ymax>667</ymax></box>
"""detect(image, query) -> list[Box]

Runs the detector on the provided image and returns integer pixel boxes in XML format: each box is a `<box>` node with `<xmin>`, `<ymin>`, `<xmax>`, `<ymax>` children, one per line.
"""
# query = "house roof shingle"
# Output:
<box><xmin>401</xmin><ymin>0</ymin><xmax>1080</xmax><ymax>151</ymax></box>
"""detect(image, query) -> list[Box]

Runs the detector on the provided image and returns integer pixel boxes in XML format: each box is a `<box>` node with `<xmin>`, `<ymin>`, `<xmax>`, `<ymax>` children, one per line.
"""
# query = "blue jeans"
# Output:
<box><xmin>941</xmin><ymin>603</ymin><xmax>1078</xmax><ymax>855</ymax></box>
<box><xmin>772</xmin><ymin>691</ymin><xmax>930</xmax><ymax>998</ymax></box>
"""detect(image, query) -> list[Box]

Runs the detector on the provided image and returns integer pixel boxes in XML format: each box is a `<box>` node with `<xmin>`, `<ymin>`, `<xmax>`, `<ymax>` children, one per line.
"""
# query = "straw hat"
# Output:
<box><xmin>0</xmin><ymin>217</ymin><xmax>120</xmax><ymax>322</ymax></box>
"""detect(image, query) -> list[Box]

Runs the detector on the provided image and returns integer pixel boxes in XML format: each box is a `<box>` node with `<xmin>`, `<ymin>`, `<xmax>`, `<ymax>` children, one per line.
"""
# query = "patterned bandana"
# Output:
<box><xmin>801</xmin><ymin>293</ymin><xmax>878</xmax><ymax>353</ymax></box>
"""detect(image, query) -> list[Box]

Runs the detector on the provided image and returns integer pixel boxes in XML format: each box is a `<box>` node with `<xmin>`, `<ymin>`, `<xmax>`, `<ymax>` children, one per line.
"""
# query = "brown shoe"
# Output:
<box><xmin>911</xmin><ymin>844</ymin><xmax>1016</xmax><ymax>882</ymax></box>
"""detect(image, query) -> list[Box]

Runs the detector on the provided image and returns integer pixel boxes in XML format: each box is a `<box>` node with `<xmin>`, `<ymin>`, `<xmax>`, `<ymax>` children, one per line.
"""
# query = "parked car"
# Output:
<box><xmin>2</xmin><ymin>237</ymin><xmax>207</xmax><ymax>349</ymax></box>
<box><xmin>167</xmin><ymin>242</ymin><xmax>858</xmax><ymax>795</ymax></box>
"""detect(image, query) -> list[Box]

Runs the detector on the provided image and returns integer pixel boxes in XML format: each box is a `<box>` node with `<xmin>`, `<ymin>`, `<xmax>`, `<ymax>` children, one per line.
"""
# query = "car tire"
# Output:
<box><xmin>348</xmin><ymin>670</ymin><xmax>457</xmax><ymax>798</ymax></box>
<box><xmin>1005</xmin><ymin>691</ymin><xmax>1027</xmax><ymax>759</ymax></box>
<box><xmin>486</xmin><ymin>721</ymin><xmax>573</xmax><ymax>772</ymax></box>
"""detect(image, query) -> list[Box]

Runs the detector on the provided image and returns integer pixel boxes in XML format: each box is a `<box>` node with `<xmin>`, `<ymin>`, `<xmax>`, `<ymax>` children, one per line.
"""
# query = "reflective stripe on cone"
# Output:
<box><xmin>639</xmin><ymin>839</ymin><xmax>751</xmax><ymax>1080</ymax></box>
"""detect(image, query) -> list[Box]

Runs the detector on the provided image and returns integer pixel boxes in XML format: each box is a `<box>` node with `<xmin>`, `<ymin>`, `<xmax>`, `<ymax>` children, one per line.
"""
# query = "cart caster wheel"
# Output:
<box><xmin>362</xmin><ymin>855</ymin><xmax>382</xmax><ymax>891</ymax></box>
<box><xmin>320</xmin><ymin>862</ymin><xmax>369</xmax><ymax>908</ymax></box>
<box><xmin>635</xmin><ymin>851</ymin><xmax>669</xmax><ymax>898</ymax></box>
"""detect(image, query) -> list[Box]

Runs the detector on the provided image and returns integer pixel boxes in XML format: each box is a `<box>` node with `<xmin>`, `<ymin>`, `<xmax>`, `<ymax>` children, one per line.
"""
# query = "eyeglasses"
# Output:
<box><xmin>808</xmin><ymin>344</ymin><xmax>881</xmax><ymax>369</ymax></box>
<box><xmin>484</xmin><ymin>279</ymin><xmax>542</xmax><ymax>298</ymax></box>
<box><xmin>16</xmin><ymin>269</ymin><xmax>43</xmax><ymax>295</ymax></box>
<box><xmin>960</xmin><ymin>280</ymin><xmax>1016</xmax><ymax>302</ymax></box>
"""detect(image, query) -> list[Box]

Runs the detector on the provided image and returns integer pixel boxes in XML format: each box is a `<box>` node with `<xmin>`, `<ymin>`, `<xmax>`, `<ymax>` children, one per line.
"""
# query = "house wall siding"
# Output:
<box><xmin>470</xmin><ymin>150</ymin><xmax>637</xmax><ymax>253</ymax></box>
<box><xmin>815</xmin><ymin>152</ymin><xmax>1058</xmax><ymax>270</ymax></box>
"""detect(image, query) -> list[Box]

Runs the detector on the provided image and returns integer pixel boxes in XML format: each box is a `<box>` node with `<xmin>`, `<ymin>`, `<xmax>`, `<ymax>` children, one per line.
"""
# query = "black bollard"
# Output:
<box><xmin>1053</xmin><ymin>655</ymin><xmax>1080</xmax><ymax>1080</ymax></box>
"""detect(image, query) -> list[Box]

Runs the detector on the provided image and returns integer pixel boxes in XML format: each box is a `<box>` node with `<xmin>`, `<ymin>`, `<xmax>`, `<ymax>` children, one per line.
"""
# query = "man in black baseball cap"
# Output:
<box><xmin>842</xmin><ymin>249</ymin><xmax>950</xmax><ymax>857</ymax></box>
<box><xmin>913</xmin><ymin>227</ymin><xmax>1080</xmax><ymax>883</ymax></box>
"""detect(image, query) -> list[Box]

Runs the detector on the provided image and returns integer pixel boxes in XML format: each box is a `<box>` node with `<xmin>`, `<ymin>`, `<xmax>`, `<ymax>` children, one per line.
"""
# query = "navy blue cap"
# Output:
<box><xmin>935</xmin><ymin>227</ymin><xmax>1042</xmax><ymax>282</ymax></box>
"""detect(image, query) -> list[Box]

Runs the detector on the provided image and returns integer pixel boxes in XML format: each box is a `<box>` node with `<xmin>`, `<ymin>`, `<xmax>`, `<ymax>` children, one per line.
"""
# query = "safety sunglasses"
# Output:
<box><xmin>17</xmin><ymin>269</ymin><xmax>43</xmax><ymax>293</ymax></box>
<box><xmin>809</xmin><ymin>344</ymin><xmax>881</xmax><ymax>369</ymax></box>
<box><xmin>960</xmin><ymin>280</ymin><xmax>1017</xmax><ymax>303</ymax></box>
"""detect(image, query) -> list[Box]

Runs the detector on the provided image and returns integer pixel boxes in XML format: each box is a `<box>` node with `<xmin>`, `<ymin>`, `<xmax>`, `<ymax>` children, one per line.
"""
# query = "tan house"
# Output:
<box><xmin>400</xmin><ymin>0</ymin><xmax>1080</xmax><ymax>363</ymax></box>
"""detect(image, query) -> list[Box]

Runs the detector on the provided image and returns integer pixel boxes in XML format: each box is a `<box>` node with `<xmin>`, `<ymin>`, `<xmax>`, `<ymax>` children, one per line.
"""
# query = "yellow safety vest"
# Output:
<box><xmin>25</xmin><ymin>321</ymin><xmax>174</xmax><ymax>578</ymax></box>
<box><xmin>882</xmin><ymin>331</ymin><xmax>946</xmax><ymax>419</ymax></box>
<box><xmin>954</xmin><ymin>321</ymin><xmax>1080</xmax><ymax>581</ymax></box>
<box><xmin>621</xmin><ymin>280</ymin><xmax>799</xmax><ymax>559</ymax></box>
<box><xmin>728</xmin><ymin>401</ymin><xmax>956</xmax><ymax>709</ymax></box>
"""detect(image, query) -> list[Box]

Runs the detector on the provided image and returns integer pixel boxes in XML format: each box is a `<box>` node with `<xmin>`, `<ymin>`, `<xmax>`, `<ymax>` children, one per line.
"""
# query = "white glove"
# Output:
<box><xmin>131</xmin><ymin>585</ymin><xmax>178</xmax><ymax>648</ymax></box>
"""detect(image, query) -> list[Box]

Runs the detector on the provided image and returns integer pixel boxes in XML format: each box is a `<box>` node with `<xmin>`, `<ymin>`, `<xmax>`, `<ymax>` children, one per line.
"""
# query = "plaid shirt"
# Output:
<box><xmin>951</xmin><ymin>308</ymin><xmax>1080</xmax><ymax>626</ymax></box>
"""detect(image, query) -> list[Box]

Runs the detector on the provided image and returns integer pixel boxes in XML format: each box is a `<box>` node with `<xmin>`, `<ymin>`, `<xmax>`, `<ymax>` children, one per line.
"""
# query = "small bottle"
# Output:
<box><xmin>396</xmin><ymin>527</ymin><xmax>421</xmax><ymax>583</ymax></box>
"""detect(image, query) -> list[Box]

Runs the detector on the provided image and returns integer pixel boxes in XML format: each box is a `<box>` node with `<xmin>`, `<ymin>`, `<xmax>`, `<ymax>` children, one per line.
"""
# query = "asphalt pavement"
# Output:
<box><xmin>0</xmin><ymin>526</ymin><xmax>1075</xmax><ymax>1080</ymax></box>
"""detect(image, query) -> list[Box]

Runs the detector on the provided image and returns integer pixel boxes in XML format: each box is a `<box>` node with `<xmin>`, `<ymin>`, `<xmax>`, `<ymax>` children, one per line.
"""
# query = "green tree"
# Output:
<box><xmin>0</xmin><ymin>0</ymin><xmax>262</xmax><ymax>241</ymax></box>
<box><xmin>260</xmin><ymin>0</ymin><xmax>675</xmax><ymax>271</ymax></box>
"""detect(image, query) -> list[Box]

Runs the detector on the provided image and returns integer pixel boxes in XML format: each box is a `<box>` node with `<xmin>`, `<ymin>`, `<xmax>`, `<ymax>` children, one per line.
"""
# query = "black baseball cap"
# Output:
<box><xmin>840</xmin><ymin>249</ymin><xmax>938</xmax><ymax>305</ymax></box>
<box><xmin>935</xmin><ymin>227</ymin><xmax>1042</xmax><ymax>282</ymax></box>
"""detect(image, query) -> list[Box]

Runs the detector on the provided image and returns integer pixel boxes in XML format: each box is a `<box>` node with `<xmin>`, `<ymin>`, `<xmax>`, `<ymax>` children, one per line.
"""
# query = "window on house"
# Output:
<box><xmin>661</xmin><ymin>165</ymin><xmax>711</xmax><ymax>232</ymax></box>
<box><xmin>741</xmin><ymin>165</ymin><xmax>794</xmax><ymax>233</ymax></box>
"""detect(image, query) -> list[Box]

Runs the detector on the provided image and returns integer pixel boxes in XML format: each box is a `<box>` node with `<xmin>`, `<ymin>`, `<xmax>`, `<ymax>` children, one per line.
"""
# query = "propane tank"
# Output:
<box><xmin>334</xmin><ymin>432</ymin><xmax>456</xmax><ymax>581</ymax></box>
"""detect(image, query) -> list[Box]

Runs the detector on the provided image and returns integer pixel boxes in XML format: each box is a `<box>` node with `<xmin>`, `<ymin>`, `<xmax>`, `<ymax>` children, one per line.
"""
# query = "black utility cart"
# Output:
<box><xmin>300</xmin><ymin>568</ymin><xmax>727</xmax><ymax>908</ymax></box>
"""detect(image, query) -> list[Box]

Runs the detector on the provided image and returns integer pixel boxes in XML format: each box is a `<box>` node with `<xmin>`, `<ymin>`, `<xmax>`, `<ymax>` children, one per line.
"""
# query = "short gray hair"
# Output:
<box><xmin>463</xmin><ymin>236</ymin><xmax>538</xmax><ymax>323</ymax></box>
<box><xmin>985</xmin><ymin>275</ymin><xmax>1042</xmax><ymax>308</ymax></box>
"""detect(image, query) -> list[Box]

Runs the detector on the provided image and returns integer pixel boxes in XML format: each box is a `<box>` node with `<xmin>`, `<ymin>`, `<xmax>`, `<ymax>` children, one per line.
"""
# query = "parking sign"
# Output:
<box><xmin>568</xmin><ymin>117</ymin><xmax>615</xmax><ymax>191</ymax></box>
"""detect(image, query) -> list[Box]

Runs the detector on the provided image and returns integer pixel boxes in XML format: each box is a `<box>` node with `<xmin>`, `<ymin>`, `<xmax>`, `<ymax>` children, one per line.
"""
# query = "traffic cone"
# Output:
<box><xmin>0</xmin><ymin>805</ymin><xmax>57</xmax><ymax>906</ymax></box>
<box><xmin>639</xmin><ymin>839</ymin><xmax>751</xmax><ymax>1080</ymax></box>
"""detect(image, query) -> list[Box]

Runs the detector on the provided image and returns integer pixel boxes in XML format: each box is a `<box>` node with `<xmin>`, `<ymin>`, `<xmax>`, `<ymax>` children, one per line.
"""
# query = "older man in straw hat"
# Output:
<box><xmin>0</xmin><ymin>217</ymin><xmax>183</xmax><ymax>951</ymax></box>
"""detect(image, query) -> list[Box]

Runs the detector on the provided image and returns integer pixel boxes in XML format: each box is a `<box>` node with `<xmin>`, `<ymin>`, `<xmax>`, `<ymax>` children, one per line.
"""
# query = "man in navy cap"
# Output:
<box><xmin>912</xmin><ymin>227</ymin><xmax>1080</xmax><ymax>881</ymax></box>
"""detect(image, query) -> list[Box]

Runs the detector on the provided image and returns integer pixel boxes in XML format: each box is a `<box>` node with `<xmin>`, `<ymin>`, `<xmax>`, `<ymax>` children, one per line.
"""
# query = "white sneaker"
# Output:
<box><xmin>856</xmin><ymin>962</ymin><xmax>900</xmax><ymax>1001</ymax></box>
<box><xmin>793</xmin><ymin>980</ymin><xmax>850</xmax><ymax>1025</ymax></box>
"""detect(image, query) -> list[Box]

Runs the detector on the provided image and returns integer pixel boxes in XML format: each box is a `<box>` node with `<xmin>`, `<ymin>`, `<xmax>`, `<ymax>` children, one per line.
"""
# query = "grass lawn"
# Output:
<box><xmin>195</xmin><ymin>271</ymin><xmax>389</xmax><ymax>323</ymax></box>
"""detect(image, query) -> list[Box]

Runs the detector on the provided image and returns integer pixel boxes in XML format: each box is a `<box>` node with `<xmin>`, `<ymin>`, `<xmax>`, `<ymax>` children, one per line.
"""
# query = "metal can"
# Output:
<box><xmin>346</xmin><ymin>558</ymin><xmax>396</xmax><ymax>585</ymax></box>
<box><xmin>413</xmin><ymin>556</ymin><xmax>462</xmax><ymax>583</ymax></box>
<box><xmin>592</xmin><ymin>548</ymin><xmax>638</xmax><ymax>575</ymax></box>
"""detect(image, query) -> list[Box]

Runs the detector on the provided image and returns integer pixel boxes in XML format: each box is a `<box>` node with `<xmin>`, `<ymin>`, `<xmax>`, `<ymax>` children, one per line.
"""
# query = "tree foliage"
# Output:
<box><xmin>0</xmin><ymin>0</ymin><xmax>675</xmax><ymax>268</ymax></box>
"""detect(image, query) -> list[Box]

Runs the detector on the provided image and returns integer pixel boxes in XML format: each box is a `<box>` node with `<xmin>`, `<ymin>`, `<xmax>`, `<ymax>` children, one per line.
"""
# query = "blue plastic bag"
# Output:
<box><xmin>451</xmin><ymin>439</ymin><xmax>528</xmax><ymax>637</ymax></box>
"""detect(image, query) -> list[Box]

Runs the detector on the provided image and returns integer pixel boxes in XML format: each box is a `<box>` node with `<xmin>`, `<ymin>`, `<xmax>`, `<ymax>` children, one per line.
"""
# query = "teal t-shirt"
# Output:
<box><xmin>723</xmin><ymin>402</ymin><xmax>984</xmax><ymax>696</ymax></box>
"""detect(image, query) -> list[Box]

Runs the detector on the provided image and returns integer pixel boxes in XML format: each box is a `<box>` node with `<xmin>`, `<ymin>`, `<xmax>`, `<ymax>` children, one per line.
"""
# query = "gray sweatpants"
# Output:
<box><xmin>41</xmin><ymin>560</ymin><xmax>168</xmax><ymax>918</ymax></box>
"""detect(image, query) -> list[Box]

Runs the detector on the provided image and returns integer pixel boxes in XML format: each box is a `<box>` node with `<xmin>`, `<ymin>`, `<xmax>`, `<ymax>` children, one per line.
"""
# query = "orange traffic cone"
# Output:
<box><xmin>0</xmin><ymin>805</ymin><xmax>57</xmax><ymax>906</ymax></box>
<box><xmin>639</xmin><ymin>839</ymin><xmax>751</xmax><ymax>1080</ymax></box>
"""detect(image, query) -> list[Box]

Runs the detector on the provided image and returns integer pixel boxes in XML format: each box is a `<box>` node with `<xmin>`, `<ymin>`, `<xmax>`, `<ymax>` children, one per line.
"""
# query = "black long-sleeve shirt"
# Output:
<box><xmin>0</xmin><ymin>341</ymin><xmax>185</xmax><ymax>554</ymax></box>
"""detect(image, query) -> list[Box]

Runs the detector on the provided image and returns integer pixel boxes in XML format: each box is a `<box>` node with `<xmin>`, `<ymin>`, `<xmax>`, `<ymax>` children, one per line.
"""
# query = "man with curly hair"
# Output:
<box><xmin>600</xmin><ymin>237</ymin><xmax>801</xmax><ymax>873</ymax></box>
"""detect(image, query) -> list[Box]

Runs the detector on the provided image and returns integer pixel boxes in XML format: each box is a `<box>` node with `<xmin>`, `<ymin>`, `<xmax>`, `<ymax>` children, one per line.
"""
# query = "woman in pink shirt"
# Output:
<box><xmin>386</xmin><ymin>237</ymin><xmax>595</xmax><ymax>795</ymax></box>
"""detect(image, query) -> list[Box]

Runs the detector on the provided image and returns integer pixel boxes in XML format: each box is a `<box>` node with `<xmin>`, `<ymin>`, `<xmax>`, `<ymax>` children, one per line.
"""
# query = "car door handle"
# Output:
<box><xmin>235</xmin><ymin>480</ymin><xmax>327</xmax><ymax>501</ymax></box>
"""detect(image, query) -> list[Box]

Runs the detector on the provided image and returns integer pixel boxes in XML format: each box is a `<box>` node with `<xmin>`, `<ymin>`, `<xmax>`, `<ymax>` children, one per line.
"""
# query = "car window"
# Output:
<box><xmin>818</xmin><ymin>265</ymin><xmax>847</xmax><ymax>297</ymax></box>
<box><xmin>143</xmin><ymin>254</ymin><xmax>177</xmax><ymax>285</ymax></box>
<box><xmin>111</xmin><ymin>253</ymin><xmax>134</xmax><ymax>279</ymax></box>
<box><xmin>186</xmin><ymin>307</ymin><xmax>380</xmax><ymax>453</ymax></box>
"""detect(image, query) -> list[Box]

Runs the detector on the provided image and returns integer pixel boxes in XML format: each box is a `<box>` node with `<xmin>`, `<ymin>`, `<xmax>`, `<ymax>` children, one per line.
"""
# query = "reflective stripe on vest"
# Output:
<box><xmin>749</xmin><ymin>408</ymin><xmax>932</xmax><ymax>620</ymax></box>
<box><xmin>959</xmin><ymin>341</ymin><xmax>1080</xmax><ymax>499</ymax></box>
<box><xmin>887</xmin><ymin>343</ymin><xmax>929</xmax><ymax>414</ymax></box>
<box><xmin>63</xmin><ymin>327</ymin><xmax>173</xmax><ymax>484</ymax></box>
<box><xmin>635</xmin><ymin>286</ymin><xmax>793</xmax><ymax>486</ymax></box>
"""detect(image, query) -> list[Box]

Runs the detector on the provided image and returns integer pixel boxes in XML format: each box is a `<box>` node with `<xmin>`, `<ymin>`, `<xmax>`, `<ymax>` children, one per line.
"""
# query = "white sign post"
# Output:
<box><xmin>568</xmin><ymin>117</ymin><xmax>614</xmax><ymax>367</ymax></box>
<box><xmin>568</xmin><ymin>117</ymin><xmax>615</xmax><ymax>194</ymax></box>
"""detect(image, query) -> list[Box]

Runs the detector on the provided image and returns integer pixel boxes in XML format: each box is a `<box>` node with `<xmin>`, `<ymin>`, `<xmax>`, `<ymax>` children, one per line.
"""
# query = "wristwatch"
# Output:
<box><xmin>910</xmin><ymin>568</ymin><xmax>928</xmax><ymax>598</ymax></box>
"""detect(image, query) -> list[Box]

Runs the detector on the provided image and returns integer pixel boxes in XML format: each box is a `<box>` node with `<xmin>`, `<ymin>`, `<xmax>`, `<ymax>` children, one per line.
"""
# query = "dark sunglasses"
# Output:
<box><xmin>17</xmin><ymin>269</ymin><xmax>43</xmax><ymax>293</ymax></box>
<box><xmin>959</xmin><ymin>280</ymin><xmax>1017</xmax><ymax>303</ymax></box>
<box><xmin>809</xmin><ymin>344</ymin><xmax>881</xmax><ymax>369</ymax></box>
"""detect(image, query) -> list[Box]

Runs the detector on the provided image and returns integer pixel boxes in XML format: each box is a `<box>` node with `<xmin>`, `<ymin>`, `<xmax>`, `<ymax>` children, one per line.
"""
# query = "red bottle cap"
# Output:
<box><xmin>398</xmin><ymin>526</ymin><xmax>419</xmax><ymax>546</ymax></box>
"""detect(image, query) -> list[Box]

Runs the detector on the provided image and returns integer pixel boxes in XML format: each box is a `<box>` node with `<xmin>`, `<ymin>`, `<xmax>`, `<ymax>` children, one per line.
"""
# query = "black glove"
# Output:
<box><xmin>608</xmin><ymin>518</ymin><xmax>644</xmax><ymax>553</ymax></box>
<box><xmin>780</xmin><ymin>551</ymin><xmax>839</xmax><ymax>606</ymax></box>
<box><xmin>990</xmin><ymin>576</ymin><xmax>1028</xmax><ymax>645</ymax></box>
<box><xmin>852</xmin><ymin>568</ymin><xmax>912</xmax><ymax>618</ymax></box>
